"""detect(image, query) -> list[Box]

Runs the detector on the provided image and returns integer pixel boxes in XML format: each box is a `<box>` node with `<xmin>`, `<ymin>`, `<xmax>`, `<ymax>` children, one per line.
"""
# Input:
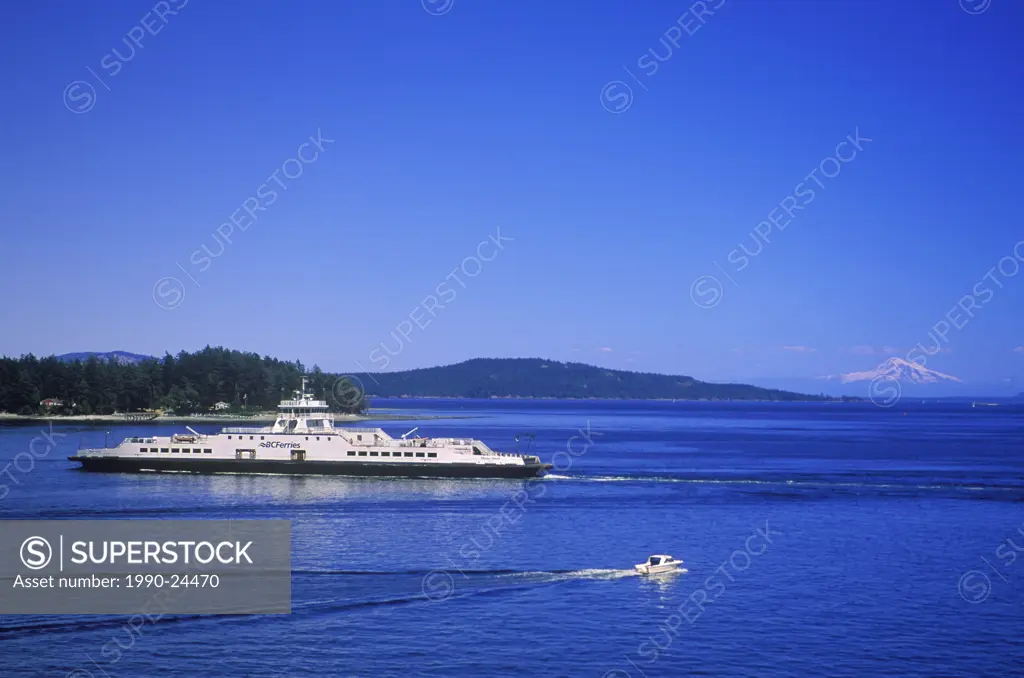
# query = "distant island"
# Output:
<box><xmin>0</xmin><ymin>349</ymin><xmax>841</xmax><ymax>418</ymax></box>
<box><xmin>352</xmin><ymin>358</ymin><xmax>838</xmax><ymax>401</ymax></box>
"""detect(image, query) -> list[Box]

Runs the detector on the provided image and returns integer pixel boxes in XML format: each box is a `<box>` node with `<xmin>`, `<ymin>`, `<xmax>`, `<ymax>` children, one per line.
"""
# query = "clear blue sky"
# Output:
<box><xmin>1</xmin><ymin>0</ymin><xmax>1022</xmax><ymax>382</ymax></box>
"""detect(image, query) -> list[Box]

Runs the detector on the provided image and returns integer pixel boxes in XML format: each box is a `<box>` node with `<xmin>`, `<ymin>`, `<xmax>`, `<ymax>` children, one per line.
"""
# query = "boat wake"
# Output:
<box><xmin>0</xmin><ymin>567</ymin><xmax>644</xmax><ymax>640</ymax></box>
<box><xmin>497</xmin><ymin>568</ymin><xmax>639</xmax><ymax>582</ymax></box>
<box><xmin>292</xmin><ymin>567</ymin><xmax>639</xmax><ymax>585</ymax></box>
<box><xmin>539</xmin><ymin>472</ymin><xmax>1023</xmax><ymax>493</ymax></box>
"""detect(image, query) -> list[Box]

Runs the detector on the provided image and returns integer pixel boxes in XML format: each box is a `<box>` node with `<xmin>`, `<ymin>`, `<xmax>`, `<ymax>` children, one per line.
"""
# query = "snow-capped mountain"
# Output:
<box><xmin>834</xmin><ymin>357</ymin><xmax>961</xmax><ymax>384</ymax></box>
<box><xmin>750</xmin><ymin>361</ymin><xmax>1017</xmax><ymax>398</ymax></box>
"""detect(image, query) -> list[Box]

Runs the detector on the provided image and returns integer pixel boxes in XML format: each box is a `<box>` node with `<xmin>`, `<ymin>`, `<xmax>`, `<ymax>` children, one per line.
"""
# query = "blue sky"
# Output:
<box><xmin>1</xmin><ymin>0</ymin><xmax>1022</xmax><ymax>383</ymax></box>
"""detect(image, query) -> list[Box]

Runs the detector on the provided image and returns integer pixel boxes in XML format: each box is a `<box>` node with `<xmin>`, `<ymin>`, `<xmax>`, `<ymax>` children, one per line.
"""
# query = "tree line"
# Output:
<box><xmin>0</xmin><ymin>347</ymin><xmax>365</xmax><ymax>415</ymax></box>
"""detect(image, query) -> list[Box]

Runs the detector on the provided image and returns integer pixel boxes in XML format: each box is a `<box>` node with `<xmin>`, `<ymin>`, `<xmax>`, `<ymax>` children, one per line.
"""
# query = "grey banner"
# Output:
<box><xmin>1</xmin><ymin>520</ymin><xmax>290</xmax><ymax>614</ymax></box>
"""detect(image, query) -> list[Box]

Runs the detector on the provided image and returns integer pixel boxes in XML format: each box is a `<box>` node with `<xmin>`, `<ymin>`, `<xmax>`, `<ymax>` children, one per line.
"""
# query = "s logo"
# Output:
<box><xmin>20</xmin><ymin>536</ymin><xmax>52</xmax><ymax>570</ymax></box>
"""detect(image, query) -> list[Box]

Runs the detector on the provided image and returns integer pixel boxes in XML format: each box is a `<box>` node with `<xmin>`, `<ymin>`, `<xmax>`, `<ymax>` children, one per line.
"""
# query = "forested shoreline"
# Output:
<box><xmin>0</xmin><ymin>349</ymin><xmax>837</xmax><ymax>417</ymax></box>
<box><xmin>0</xmin><ymin>347</ymin><xmax>364</xmax><ymax>415</ymax></box>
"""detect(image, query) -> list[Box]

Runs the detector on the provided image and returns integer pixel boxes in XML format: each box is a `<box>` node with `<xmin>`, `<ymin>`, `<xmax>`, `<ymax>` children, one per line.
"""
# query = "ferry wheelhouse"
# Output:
<box><xmin>69</xmin><ymin>379</ymin><xmax>551</xmax><ymax>479</ymax></box>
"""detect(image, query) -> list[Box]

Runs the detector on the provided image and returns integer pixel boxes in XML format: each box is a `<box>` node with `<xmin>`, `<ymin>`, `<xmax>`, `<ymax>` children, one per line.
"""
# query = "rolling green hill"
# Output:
<box><xmin>354</xmin><ymin>358</ymin><xmax>832</xmax><ymax>401</ymax></box>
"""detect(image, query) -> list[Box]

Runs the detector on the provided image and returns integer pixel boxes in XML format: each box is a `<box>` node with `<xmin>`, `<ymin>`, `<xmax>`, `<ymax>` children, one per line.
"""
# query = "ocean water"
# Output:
<box><xmin>1</xmin><ymin>399</ymin><xmax>1022</xmax><ymax>677</ymax></box>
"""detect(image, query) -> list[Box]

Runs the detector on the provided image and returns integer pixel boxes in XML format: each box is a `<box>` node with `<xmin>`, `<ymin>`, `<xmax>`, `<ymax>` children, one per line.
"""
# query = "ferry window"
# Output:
<box><xmin>160</xmin><ymin>448</ymin><xmax>169</xmax><ymax>453</ymax></box>
<box><xmin>347</xmin><ymin>451</ymin><xmax>355</xmax><ymax>456</ymax></box>
<box><xmin>316</xmin><ymin>437</ymin><xmax>320</xmax><ymax>441</ymax></box>
<box><xmin>357</xmin><ymin>435</ymin><xmax>362</xmax><ymax>441</ymax></box>
<box><xmin>472</xmin><ymin>446</ymin><xmax>482</xmax><ymax>455</ymax></box>
<box><xmin>358</xmin><ymin>451</ymin><xmax>368</xmax><ymax>457</ymax></box>
<box><xmin>228</xmin><ymin>436</ymin><xmax>232</xmax><ymax>440</ymax></box>
<box><xmin>261</xmin><ymin>436</ymin><xmax>265</xmax><ymax>440</ymax></box>
<box><xmin>204</xmin><ymin>449</ymin><xmax>212</xmax><ymax>454</ymax></box>
<box><xmin>305</xmin><ymin>437</ymin><xmax>309</xmax><ymax>440</ymax></box>
<box><xmin>428</xmin><ymin>453</ymin><xmax>437</xmax><ymax>458</ymax></box>
<box><xmin>404</xmin><ymin>452</ymin><xmax>414</xmax><ymax>457</ymax></box>
<box><xmin>381</xmin><ymin>451</ymin><xmax>390</xmax><ymax>457</ymax></box>
<box><xmin>172</xmin><ymin>448</ymin><xmax>179</xmax><ymax>453</ymax></box>
<box><xmin>140</xmin><ymin>448</ymin><xmax>147</xmax><ymax>453</ymax></box>
<box><xmin>416</xmin><ymin>452</ymin><xmax>426</xmax><ymax>458</ymax></box>
<box><xmin>249</xmin><ymin>436</ymin><xmax>253</xmax><ymax>440</ymax></box>
<box><xmin>370</xmin><ymin>451</ymin><xmax>378</xmax><ymax>456</ymax></box>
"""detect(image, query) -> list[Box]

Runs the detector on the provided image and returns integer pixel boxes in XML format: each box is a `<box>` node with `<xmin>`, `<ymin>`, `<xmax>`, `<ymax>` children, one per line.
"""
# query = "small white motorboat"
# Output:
<box><xmin>634</xmin><ymin>554</ymin><xmax>686</xmax><ymax>575</ymax></box>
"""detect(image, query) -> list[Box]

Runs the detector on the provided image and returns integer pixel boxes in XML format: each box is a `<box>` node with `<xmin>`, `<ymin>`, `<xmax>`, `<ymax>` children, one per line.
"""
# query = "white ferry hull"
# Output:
<box><xmin>69</xmin><ymin>455</ymin><xmax>551</xmax><ymax>479</ymax></box>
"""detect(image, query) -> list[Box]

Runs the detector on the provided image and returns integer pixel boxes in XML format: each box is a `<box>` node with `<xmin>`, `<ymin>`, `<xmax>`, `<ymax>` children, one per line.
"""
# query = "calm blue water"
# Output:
<box><xmin>1</xmin><ymin>400</ymin><xmax>1023</xmax><ymax>677</ymax></box>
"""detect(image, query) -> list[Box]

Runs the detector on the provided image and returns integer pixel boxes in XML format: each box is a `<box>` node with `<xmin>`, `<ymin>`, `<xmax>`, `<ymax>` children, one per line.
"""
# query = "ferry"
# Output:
<box><xmin>68</xmin><ymin>379</ymin><xmax>551</xmax><ymax>479</ymax></box>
